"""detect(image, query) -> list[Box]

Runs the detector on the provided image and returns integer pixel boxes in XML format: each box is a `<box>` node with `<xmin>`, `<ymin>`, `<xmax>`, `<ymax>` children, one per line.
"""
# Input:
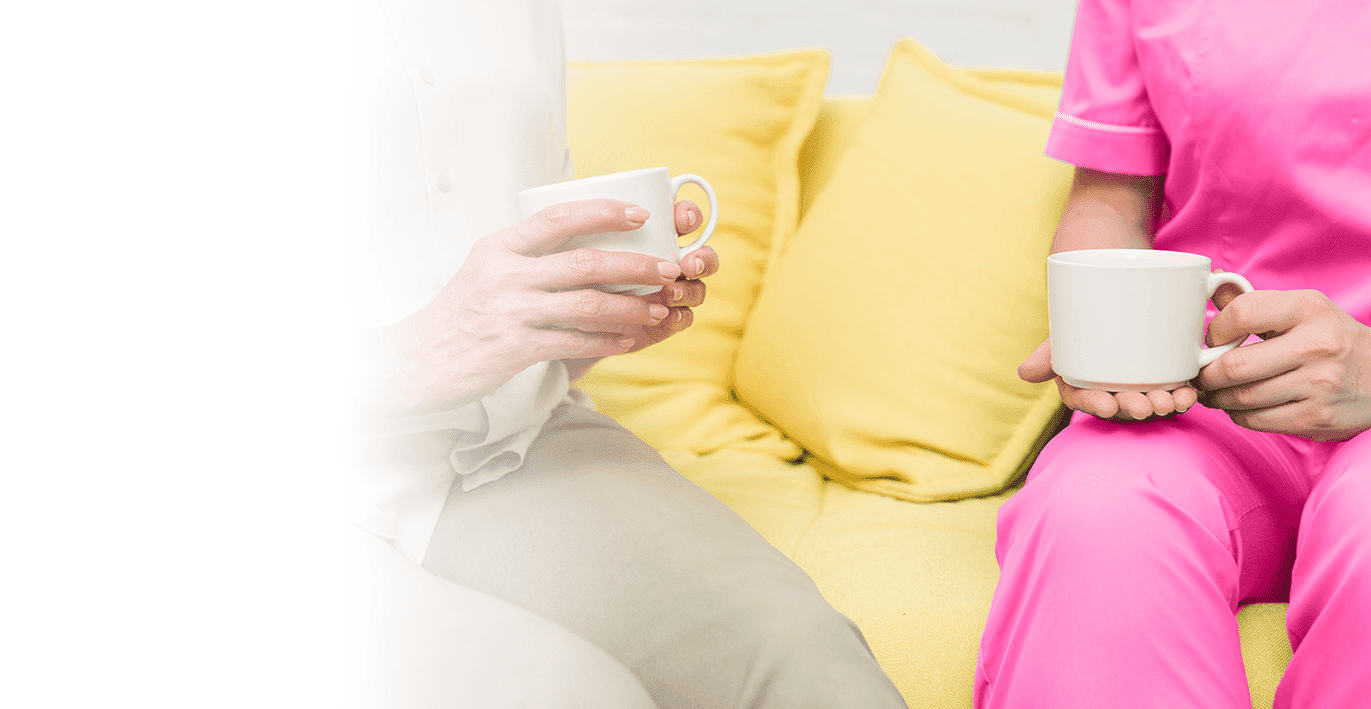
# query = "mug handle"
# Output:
<box><xmin>1198</xmin><ymin>271</ymin><xmax>1256</xmax><ymax>367</ymax></box>
<box><xmin>670</xmin><ymin>174</ymin><xmax>718</xmax><ymax>257</ymax></box>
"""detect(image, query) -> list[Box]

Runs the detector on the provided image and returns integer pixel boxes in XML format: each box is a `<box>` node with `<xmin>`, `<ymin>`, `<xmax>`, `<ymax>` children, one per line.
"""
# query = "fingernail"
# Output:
<box><xmin>692</xmin><ymin>257</ymin><xmax>705</xmax><ymax>274</ymax></box>
<box><xmin>616</xmin><ymin>336</ymin><xmax>634</xmax><ymax>349</ymax></box>
<box><xmin>625</xmin><ymin>207</ymin><xmax>649</xmax><ymax>223</ymax></box>
<box><xmin>649</xmin><ymin>304</ymin><xmax>669</xmax><ymax>322</ymax></box>
<box><xmin>670</xmin><ymin>285</ymin><xmax>684</xmax><ymax>303</ymax></box>
<box><xmin>657</xmin><ymin>262</ymin><xmax>681</xmax><ymax>280</ymax></box>
<box><xmin>685</xmin><ymin>211</ymin><xmax>697</xmax><ymax>229</ymax></box>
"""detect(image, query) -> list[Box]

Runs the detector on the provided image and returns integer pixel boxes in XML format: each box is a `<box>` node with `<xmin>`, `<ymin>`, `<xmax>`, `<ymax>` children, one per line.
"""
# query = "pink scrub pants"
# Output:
<box><xmin>975</xmin><ymin>404</ymin><xmax>1371</xmax><ymax>708</ymax></box>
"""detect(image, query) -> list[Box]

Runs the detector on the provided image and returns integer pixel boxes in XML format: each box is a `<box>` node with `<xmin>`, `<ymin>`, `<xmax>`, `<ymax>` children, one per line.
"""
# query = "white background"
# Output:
<box><xmin>5</xmin><ymin>2</ymin><xmax>350</xmax><ymax>705</ymax></box>
<box><xmin>563</xmin><ymin>0</ymin><xmax>1079</xmax><ymax>93</ymax></box>
<box><xmin>2</xmin><ymin>1</ymin><xmax>1078</xmax><ymax>705</ymax></box>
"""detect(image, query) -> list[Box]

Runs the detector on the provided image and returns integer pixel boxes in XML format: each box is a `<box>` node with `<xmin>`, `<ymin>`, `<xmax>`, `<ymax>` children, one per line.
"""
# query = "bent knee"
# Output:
<box><xmin>1305</xmin><ymin>447</ymin><xmax>1371</xmax><ymax>546</ymax></box>
<box><xmin>1003</xmin><ymin>425</ymin><xmax>1233</xmax><ymax>557</ymax></box>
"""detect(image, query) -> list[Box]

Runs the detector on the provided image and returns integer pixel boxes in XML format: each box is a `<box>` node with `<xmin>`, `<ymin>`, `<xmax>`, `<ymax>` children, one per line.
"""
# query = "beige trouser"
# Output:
<box><xmin>349</xmin><ymin>522</ymin><xmax>656</xmax><ymax>709</ymax></box>
<box><xmin>423</xmin><ymin>403</ymin><xmax>907</xmax><ymax>709</ymax></box>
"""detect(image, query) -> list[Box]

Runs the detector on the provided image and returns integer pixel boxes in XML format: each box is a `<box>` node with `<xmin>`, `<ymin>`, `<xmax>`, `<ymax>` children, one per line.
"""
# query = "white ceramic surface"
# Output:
<box><xmin>518</xmin><ymin>167</ymin><xmax>718</xmax><ymax>295</ymax></box>
<box><xmin>1048</xmin><ymin>249</ymin><xmax>1254</xmax><ymax>392</ymax></box>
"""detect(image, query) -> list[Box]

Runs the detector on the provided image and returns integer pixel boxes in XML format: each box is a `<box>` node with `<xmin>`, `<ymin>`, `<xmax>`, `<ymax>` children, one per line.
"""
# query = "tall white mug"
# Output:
<box><xmin>1048</xmin><ymin>249</ymin><xmax>1255</xmax><ymax>392</ymax></box>
<box><xmin>517</xmin><ymin>167</ymin><xmax>719</xmax><ymax>295</ymax></box>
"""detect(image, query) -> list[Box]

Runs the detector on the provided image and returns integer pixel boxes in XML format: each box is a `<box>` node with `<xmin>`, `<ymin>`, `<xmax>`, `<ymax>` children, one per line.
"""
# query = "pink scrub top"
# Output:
<box><xmin>1046</xmin><ymin>0</ymin><xmax>1371</xmax><ymax>326</ymax></box>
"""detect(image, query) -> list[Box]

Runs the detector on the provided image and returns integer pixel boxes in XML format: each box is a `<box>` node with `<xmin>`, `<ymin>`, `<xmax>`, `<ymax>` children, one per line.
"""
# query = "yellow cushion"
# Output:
<box><xmin>733</xmin><ymin>38</ymin><xmax>1071</xmax><ymax>502</ymax></box>
<box><xmin>798</xmin><ymin>70</ymin><xmax>1059</xmax><ymax>222</ymax></box>
<box><xmin>566</xmin><ymin>50</ymin><xmax>830</xmax><ymax>459</ymax></box>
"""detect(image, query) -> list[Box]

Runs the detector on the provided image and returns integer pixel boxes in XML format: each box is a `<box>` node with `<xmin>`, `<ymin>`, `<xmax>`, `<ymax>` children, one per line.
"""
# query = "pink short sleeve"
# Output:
<box><xmin>1047</xmin><ymin>0</ymin><xmax>1169</xmax><ymax>175</ymax></box>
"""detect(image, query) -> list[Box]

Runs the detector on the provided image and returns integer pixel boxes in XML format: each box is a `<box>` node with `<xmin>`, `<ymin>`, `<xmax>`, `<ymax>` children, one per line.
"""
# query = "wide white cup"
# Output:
<box><xmin>517</xmin><ymin>167</ymin><xmax>718</xmax><ymax>295</ymax></box>
<box><xmin>1048</xmin><ymin>249</ymin><xmax>1254</xmax><ymax>392</ymax></box>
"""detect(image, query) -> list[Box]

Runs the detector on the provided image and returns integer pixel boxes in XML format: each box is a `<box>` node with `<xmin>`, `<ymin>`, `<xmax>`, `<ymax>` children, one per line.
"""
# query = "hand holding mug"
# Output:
<box><xmin>1197</xmin><ymin>288</ymin><xmax>1371</xmax><ymax>441</ymax></box>
<box><xmin>519</xmin><ymin>167</ymin><xmax>719</xmax><ymax>295</ymax></box>
<box><xmin>383</xmin><ymin>198</ymin><xmax>708</xmax><ymax>415</ymax></box>
<box><xmin>581</xmin><ymin>201</ymin><xmax>719</xmax><ymax>357</ymax></box>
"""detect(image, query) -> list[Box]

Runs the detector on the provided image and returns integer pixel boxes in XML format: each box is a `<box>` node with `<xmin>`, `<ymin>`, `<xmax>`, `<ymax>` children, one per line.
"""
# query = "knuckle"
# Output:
<box><xmin>1229</xmin><ymin>385</ymin><xmax>1257</xmax><ymax>408</ymax></box>
<box><xmin>511</xmin><ymin>219</ymin><xmax>535</xmax><ymax>247</ymax></box>
<box><xmin>560</xmin><ymin>330</ymin><xmax>590</xmax><ymax>353</ymax></box>
<box><xmin>541</xmin><ymin>204</ymin><xmax>573</xmax><ymax>233</ymax></box>
<box><xmin>535</xmin><ymin>330</ymin><xmax>589</xmax><ymax>360</ymax></box>
<box><xmin>1215</xmin><ymin>347</ymin><xmax>1249</xmax><ymax>382</ymax></box>
<box><xmin>470</xmin><ymin>232</ymin><xmax>501</xmax><ymax>256</ymax></box>
<box><xmin>1224</xmin><ymin>297</ymin><xmax>1256</xmax><ymax>328</ymax></box>
<box><xmin>573</xmin><ymin>289</ymin><xmax>607</xmax><ymax>318</ymax></box>
<box><xmin>1300</xmin><ymin>331</ymin><xmax>1344</xmax><ymax>359</ymax></box>
<box><xmin>1296</xmin><ymin>290</ymin><xmax>1328</xmax><ymax>314</ymax></box>
<box><xmin>570</xmin><ymin>248</ymin><xmax>601</xmax><ymax>280</ymax></box>
<box><xmin>486</xmin><ymin>257</ymin><xmax>522</xmax><ymax>287</ymax></box>
<box><xmin>1308</xmin><ymin>367</ymin><xmax>1342</xmax><ymax>397</ymax></box>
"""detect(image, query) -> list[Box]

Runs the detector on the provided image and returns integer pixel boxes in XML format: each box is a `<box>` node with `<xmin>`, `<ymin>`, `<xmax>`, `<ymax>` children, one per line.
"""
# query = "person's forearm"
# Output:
<box><xmin>1052</xmin><ymin>167</ymin><xmax>1162</xmax><ymax>254</ymax></box>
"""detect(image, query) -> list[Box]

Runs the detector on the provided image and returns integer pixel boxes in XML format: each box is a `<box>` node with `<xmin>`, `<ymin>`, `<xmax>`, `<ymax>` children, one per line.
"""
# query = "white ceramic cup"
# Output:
<box><xmin>1048</xmin><ymin>249</ymin><xmax>1255</xmax><ymax>392</ymax></box>
<box><xmin>517</xmin><ymin>167</ymin><xmax>719</xmax><ymax>295</ymax></box>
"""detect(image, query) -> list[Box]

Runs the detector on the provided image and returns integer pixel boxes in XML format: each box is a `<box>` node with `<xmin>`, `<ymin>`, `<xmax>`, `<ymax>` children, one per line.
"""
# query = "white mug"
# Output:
<box><xmin>517</xmin><ymin>166</ymin><xmax>719</xmax><ymax>295</ymax></box>
<box><xmin>1048</xmin><ymin>249</ymin><xmax>1255</xmax><ymax>392</ymax></box>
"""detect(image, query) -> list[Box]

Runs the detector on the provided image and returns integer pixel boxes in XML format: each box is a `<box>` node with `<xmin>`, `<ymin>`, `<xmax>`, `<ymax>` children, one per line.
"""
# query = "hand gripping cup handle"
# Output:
<box><xmin>1198</xmin><ymin>271</ymin><xmax>1256</xmax><ymax>367</ymax></box>
<box><xmin>670</xmin><ymin>174</ymin><xmax>718</xmax><ymax>256</ymax></box>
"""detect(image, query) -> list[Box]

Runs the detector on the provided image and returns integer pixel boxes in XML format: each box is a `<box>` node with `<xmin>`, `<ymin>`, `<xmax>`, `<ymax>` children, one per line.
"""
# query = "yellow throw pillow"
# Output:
<box><xmin>566</xmin><ymin>50</ymin><xmax>829</xmax><ymax>458</ymax></box>
<box><xmin>732</xmin><ymin>39</ymin><xmax>1071</xmax><ymax>502</ymax></box>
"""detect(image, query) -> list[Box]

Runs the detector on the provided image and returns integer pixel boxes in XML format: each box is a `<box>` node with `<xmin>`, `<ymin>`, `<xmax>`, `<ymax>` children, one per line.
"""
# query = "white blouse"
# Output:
<box><xmin>350</xmin><ymin>0</ymin><xmax>582</xmax><ymax>562</ymax></box>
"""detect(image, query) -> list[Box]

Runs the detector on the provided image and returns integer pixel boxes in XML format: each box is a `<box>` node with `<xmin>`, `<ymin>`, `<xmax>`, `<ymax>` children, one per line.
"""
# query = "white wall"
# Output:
<box><xmin>562</xmin><ymin>0</ymin><xmax>1079</xmax><ymax>95</ymax></box>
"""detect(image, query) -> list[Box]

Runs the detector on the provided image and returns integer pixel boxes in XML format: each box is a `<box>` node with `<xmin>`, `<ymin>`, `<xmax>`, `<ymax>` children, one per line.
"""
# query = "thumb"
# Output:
<box><xmin>1018</xmin><ymin>339</ymin><xmax>1055</xmax><ymax>383</ymax></box>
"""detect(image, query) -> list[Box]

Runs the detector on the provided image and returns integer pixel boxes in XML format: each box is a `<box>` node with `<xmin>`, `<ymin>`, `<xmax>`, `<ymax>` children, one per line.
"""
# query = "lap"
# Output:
<box><xmin>421</xmin><ymin>403</ymin><xmax>905</xmax><ymax>709</ymax></box>
<box><xmin>1032</xmin><ymin>405</ymin><xmax>1315</xmax><ymax>506</ymax></box>
<box><xmin>421</xmin><ymin>404</ymin><xmax>816</xmax><ymax>627</ymax></box>
<box><xmin>1005</xmin><ymin>405</ymin><xmax>1341</xmax><ymax>604</ymax></box>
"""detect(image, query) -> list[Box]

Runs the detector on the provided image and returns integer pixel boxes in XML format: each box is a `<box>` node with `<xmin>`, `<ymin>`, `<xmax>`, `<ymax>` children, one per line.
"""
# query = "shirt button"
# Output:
<box><xmin>420</xmin><ymin>67</ymin><xmax>435</xmax><ymax>84</ymax></box>
<box><xmin>436</xmin><ymin>175</ymin><xmax>451</xmax><ymax>192</ymax></box>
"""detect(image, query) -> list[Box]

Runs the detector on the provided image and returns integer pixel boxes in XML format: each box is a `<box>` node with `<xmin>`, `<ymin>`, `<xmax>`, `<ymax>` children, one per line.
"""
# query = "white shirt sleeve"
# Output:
<box><xmin>349</xmin><ymin>0</ymin><xmax>578</xmax><ymax>563</ymax></box>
